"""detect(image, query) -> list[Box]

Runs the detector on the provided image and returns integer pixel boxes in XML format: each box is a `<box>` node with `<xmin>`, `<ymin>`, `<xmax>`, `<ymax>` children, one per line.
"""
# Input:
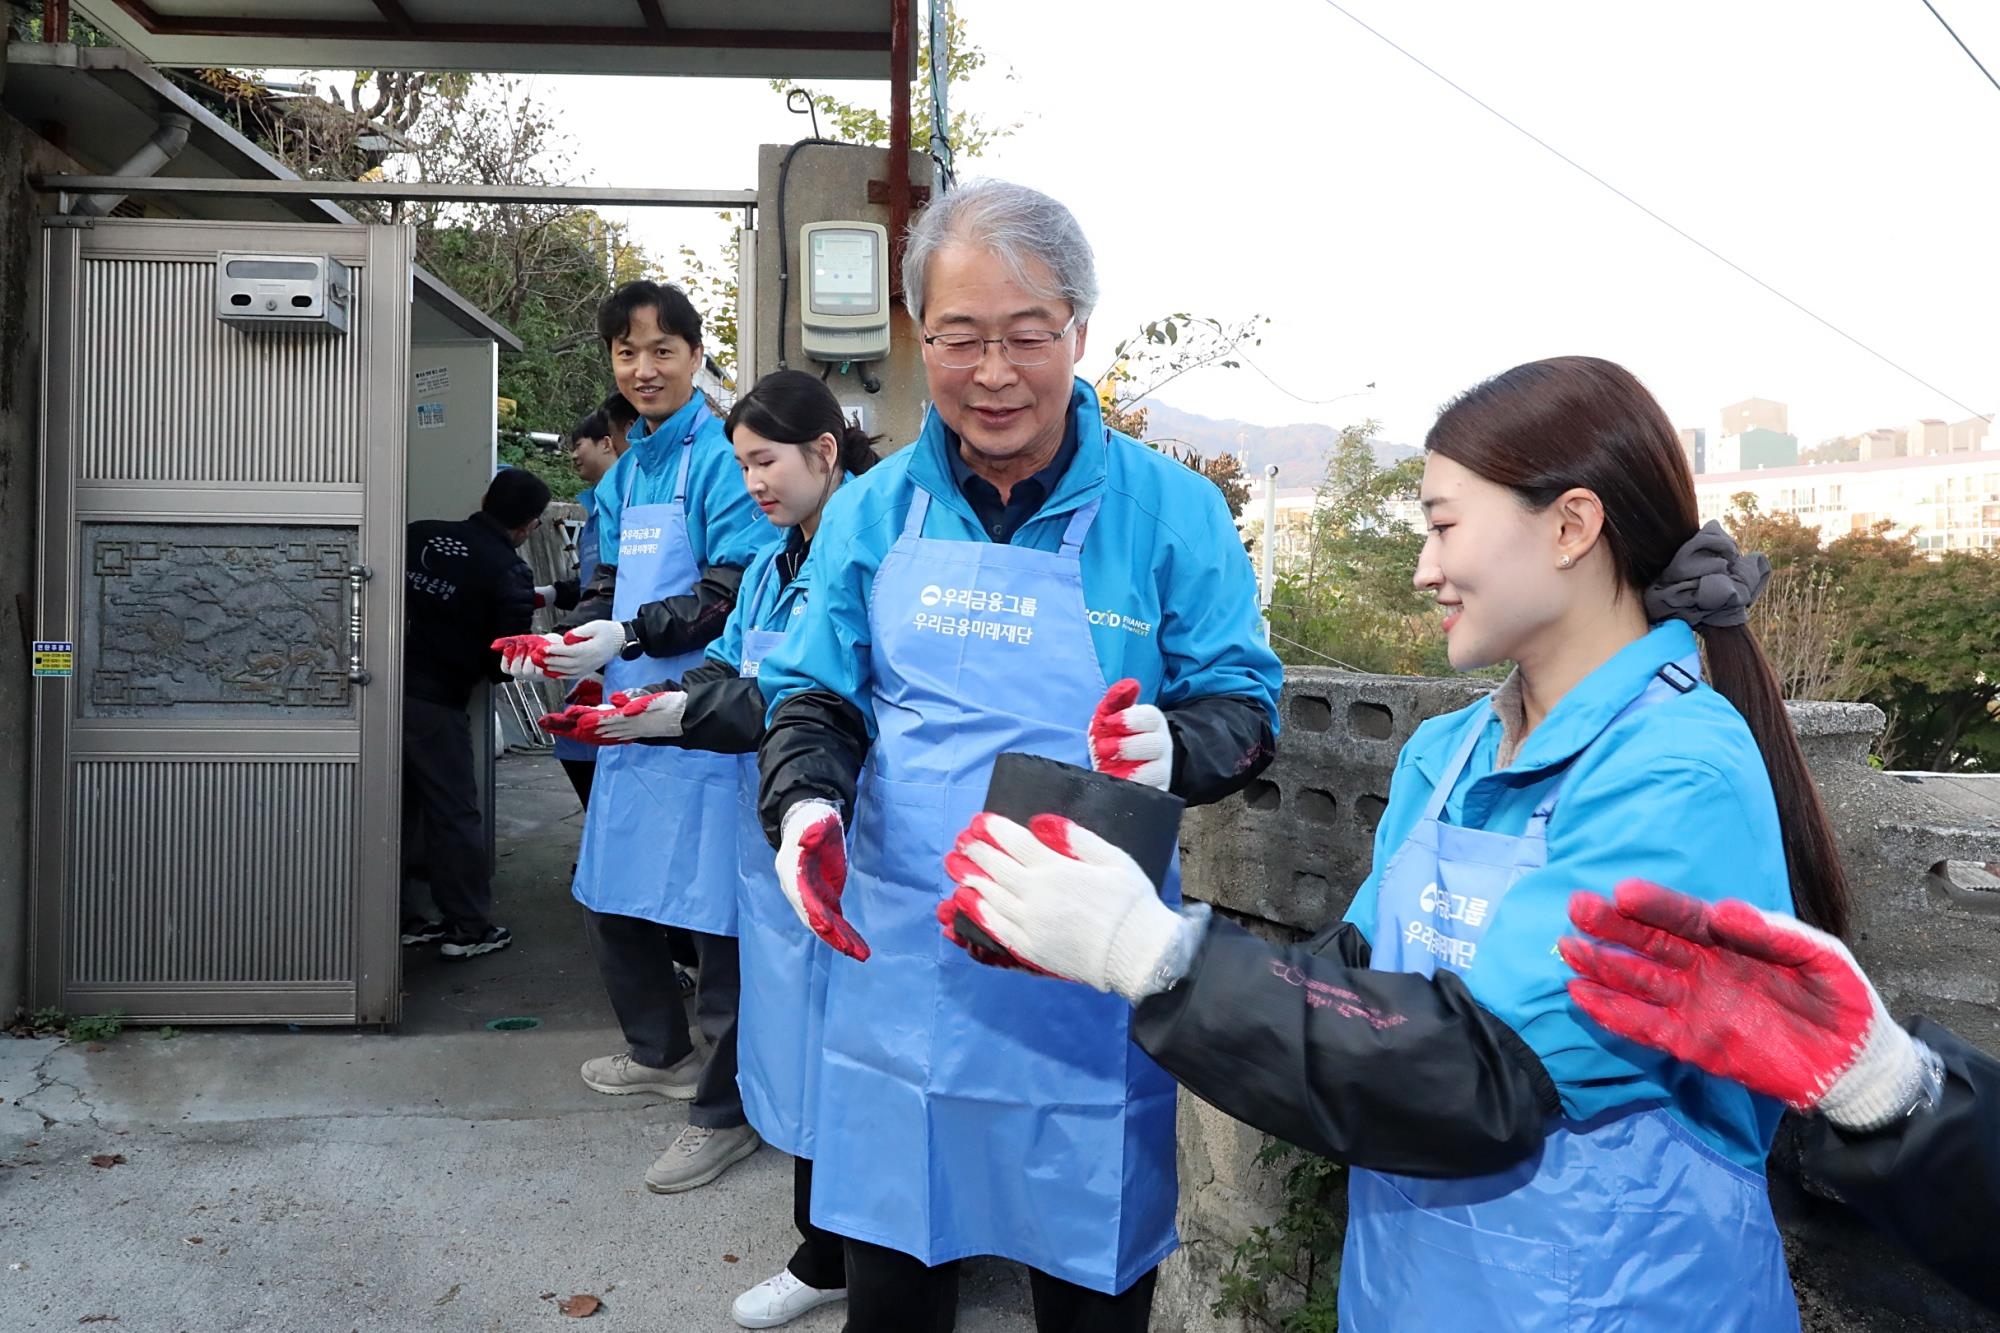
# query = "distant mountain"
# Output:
<box><xmin>1137</xmin><ymin>401</ymin><xmax>1419</xmax><ymax>484</ymax></box>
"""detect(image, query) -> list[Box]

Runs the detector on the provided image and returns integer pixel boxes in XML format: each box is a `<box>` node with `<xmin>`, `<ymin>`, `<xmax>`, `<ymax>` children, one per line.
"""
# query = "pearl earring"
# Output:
<box><xmin>1558</xmin><ymin>554</ymin><xmax>1574</xmax><ymax>568</ymax></box>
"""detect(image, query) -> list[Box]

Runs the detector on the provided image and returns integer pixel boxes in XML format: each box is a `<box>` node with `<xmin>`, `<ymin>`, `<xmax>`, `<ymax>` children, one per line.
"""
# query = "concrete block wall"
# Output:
<box><xmin>1156</xmin><ymin>670</ymin><xmax>2000</xmax><ymax>1331</ymax></box>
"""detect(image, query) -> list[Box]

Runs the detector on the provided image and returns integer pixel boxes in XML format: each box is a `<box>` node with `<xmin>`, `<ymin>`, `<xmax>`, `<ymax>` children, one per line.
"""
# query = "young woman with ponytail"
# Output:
<box><xmin>543</xmin><ymin>368</ymin><xmax>877</xmax><ymax>1329</ymax></box>
<box><xmin>941</xmin><ymin>356</ymin><xmax>1833</xmax><ymax>1331</ymax></box>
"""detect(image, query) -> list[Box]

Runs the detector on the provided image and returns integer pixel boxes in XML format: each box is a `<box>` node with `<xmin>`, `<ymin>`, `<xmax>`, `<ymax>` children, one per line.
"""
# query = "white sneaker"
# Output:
<box><xmin>644</xmin><ymin>1122</ymin><xmax>761</xmax><ymax>1193</ymax></box>
<box><xmin>579</xmin><ymin>1050</ymin><xmax>700</xmax><ymax>1098</ymax></box>
<box><xmin>731</xmin><ymin>1268</ymin><xmax>847</xmax><ymax>1328</ymax></box>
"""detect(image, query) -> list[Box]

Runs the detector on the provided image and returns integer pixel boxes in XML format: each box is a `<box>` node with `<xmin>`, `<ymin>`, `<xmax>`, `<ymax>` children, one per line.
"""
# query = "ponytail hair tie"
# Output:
<box><xmin>1642</xmin><ymin>521</ymin><xmax>1771</xmax><ymax>630</ymax></box>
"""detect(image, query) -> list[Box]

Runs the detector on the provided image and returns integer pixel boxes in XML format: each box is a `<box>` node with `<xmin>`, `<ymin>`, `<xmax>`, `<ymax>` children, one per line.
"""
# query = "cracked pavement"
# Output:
<box><xmin>0</xmin><ymin>754</ymin><xmax>1036</xmax><ymax>1333</ymax></box>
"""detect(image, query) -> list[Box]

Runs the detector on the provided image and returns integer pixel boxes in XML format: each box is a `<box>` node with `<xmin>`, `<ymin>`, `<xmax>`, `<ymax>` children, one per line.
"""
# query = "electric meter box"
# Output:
<box><xmin>215</xmin><ymin>252</ymin><xmax>353</xmax><ymax>334</ymax></box>
<box><xmin>799</xmin><ymin>221</ymin><xmax>890</xmax><ymax>363</ymax></box>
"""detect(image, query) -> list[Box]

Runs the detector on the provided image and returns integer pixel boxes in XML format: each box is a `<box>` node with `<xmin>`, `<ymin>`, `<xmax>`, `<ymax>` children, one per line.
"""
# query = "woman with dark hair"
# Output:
<box><xmin>942</xmin><ymin>356</ymin><xmax>1840</xmax><ymax>1330</ymax></box>
<box><xmin>546</xmin><ymin>368</ymin><xmax>876</xmax><ymax>1329</ymax></box>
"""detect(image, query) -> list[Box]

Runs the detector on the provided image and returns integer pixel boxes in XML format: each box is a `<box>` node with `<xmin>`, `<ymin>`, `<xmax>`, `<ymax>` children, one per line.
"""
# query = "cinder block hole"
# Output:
<box><xmin>1348</xmin><ymin>700</ymin><xmax>1395</xmax><ymax>740</ymax></box>
<box><xmin>1292</xmin><ymin>695</ymin><xmax>1333</xmax><ymax>732</ymax></box>
<box><xmin>1355</xmin><ymin>793</ymin><xmax>1388</xmax><ymax>832</ymax></box>
<box><xmin>1299</xmin><ymin>788</ymin><xmax>1338</xmax><ymax>824</ymax></box>
<box><xmin>1293</xmin><ymin>871</ymin><xmax>1332</xmax><ymax>901</ymax></box>
<box><xmin>1244</xmin><ymin>779</ymin><xmax>1282</xmax><ymax>811</ymax></box>
<box><xmin>1933</xmin><ymin>860</ymin><xmax>2000</xmax><ymax>894</ymax></box>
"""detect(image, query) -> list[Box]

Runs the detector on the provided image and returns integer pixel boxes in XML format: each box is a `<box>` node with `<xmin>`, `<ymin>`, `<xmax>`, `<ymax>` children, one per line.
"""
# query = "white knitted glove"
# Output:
<box><xmin>593</xmin><ymin>689</ymin><xmax>688</xmax><ymax>741</ymax></box>
<box><xmin>542</xmin><ymin>619</ymin><xmax>626</xmax><ymax>678</ymax></box>
<box><xmin>944</xmin><ymin>813</ymin><xmax>1198</xmax><ymax>1002</ymax></box>
<box><xmin>1087</xmin><ymin>678</ymin><xmax>1174</xmax><ymax>791</ymax></box>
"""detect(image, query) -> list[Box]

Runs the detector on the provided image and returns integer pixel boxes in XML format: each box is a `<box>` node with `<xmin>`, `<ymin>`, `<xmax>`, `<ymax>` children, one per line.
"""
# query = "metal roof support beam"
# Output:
<box><xmin>370</xmin><ymin>0</ymin><xmax>417</xmax><ymax>36</ymax></box>
<box><xmin>103</xmin><ymin>2</ymin><xmax>888</xmax><ymax>54</ymax></box>
<box><xmin>887</xmin><ymin>0</ymin><xmax>914</xmax><ymax>295</ymax></box>
<box><xmin>32</xmin><ymin>176</ymin><xmax>758</xmax><ymax>210</ymax></box>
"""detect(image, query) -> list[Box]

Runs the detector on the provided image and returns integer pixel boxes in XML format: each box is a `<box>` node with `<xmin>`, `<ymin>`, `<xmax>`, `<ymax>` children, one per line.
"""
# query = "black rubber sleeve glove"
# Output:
<box><xmin>551</xmin><ymin>578</ymin><xmax>581</xmax><ymax>612</ymax></box>
<box><xmin>623</xmin><ymin>563</ymin><xmax>744</xmax><ymax>660</ymax></box>
<box><xmin>1799</xmin><ymin>1018</ymin><xmax>2000</xmax><ymax>1310</ymax></box>
<box><xmin>1132</xmin><ymin>916</ymin><xmax>1560</xmax><ymax>1177</ymax></box>
<box><xmin>758</xmin><ymin>689</ymin><xmax>873</xmax><ymax>847</ymax></box>
<box><xmin>1164</xmin><ymin>694</ymin><xmax>1278</xmax><ymax>807</ymax></box>
<box><xmin>557</xmin><ymin>561</ymin><xmax>618</xmax><ymax>630</ymax></box>
<box><xmin>629</xmin><ymin>662</ymin><xmax>770</xmax><ymax>756</ymax></box>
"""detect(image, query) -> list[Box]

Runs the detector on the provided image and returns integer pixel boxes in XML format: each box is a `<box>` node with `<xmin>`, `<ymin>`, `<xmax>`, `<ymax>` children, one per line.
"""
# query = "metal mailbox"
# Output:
<box><xmin>215</xmin><ymin>251</ymin><xmax>353</xmax><ymax>333</ymax></box>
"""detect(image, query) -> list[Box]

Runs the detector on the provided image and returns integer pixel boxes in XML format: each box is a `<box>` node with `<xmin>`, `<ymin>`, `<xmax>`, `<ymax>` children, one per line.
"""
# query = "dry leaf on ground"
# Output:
<box><xmin>557</xmin><ymin>1294</ymin><xmax>601</xmax><ymax>1318</ymax></box>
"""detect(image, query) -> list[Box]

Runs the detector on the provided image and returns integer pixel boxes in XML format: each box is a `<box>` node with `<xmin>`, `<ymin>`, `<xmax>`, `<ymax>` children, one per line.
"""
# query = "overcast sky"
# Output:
<box><xmin>522</xmin><ymin>0</ymin><xmax>1997</xmax><ymax>460</ymax></box>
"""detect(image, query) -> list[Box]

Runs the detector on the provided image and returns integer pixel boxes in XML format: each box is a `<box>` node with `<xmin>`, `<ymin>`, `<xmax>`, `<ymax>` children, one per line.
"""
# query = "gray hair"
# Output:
<box><xmin>901</xmin><ymin>179</ymin><xmax>1099</xmax><ymax>326</ymax></box>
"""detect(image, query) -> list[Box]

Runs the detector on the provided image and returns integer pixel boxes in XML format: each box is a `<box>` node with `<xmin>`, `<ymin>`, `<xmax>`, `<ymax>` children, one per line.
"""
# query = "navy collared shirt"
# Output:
<box><xmin>945</xmin><ymin>415</ymin><xmax>1081</xmax><ymax>544</ymax></box>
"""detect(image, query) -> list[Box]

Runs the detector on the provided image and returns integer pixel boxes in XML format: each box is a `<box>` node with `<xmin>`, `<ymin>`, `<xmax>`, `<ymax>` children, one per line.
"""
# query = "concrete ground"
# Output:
<box><xmin>0</xmin><ymin>752</ymin><xmax>1035</xmax><ymax>1333</ymax></box>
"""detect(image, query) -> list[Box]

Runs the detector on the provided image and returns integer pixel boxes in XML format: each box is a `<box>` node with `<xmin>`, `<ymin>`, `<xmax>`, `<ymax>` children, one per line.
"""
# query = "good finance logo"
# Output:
<box><xmin>920</xmin><ymin>584</ymin><xmax>943</xmax><ymax>607</ymax></box>
<box><xmin>1086</xmin><ymin>607</ymin><xmax>1154</xmax><ymax>638</ymax></box>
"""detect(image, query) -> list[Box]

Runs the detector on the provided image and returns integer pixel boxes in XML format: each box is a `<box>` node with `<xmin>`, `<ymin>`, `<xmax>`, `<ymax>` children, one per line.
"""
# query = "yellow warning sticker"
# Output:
<box><xmin>32</xmin><ymin>641</ymin><xmax>74</xmax><ymax>677</ymax></box>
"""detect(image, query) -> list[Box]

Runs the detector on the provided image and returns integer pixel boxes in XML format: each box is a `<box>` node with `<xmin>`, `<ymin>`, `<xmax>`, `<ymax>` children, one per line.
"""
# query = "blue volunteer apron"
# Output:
<box><xmin>1342</xmin><ymin>654</ymin><xmax>1799</xmax><ymax>1332</ymax></box>
<box><xmin>734</xmin><ymin>558</ymin><xmax>831</xmax><ymax>1159</ymax></box>
<box><xmin>552</xmin><ymin>491</ymin><xmax>603</xmax><ymax>765</ymax></box>
<box><xmin>571</xmin><ymin>404</ymin><xmax>741</xmax><ymax>934</ymax></box>
<box><xmin>808</xmin><ymin>487</ymin><xmax>1179</xmax><ymax>1294</ymax></box>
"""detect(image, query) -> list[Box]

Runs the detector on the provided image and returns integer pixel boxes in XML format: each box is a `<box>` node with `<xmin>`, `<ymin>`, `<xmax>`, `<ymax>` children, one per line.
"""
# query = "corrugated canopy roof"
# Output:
<box><xmin>6</xmin><ymin>43</ymin><xmax>521</xmax><ymax>349</ymax></box>
<box><xmin>71</xmin><ymin>0</ymin><xmax>908</xmax><ymax>79</ymax></box>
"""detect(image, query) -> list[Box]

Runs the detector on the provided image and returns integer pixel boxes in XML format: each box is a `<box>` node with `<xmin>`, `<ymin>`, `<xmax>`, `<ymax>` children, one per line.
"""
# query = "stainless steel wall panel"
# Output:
<box><xmin>67</xmin><ymin>759</ymin><xmax>356</xmax><ymax>985</ymax></box>
<box><xmin>72</xmin><ymin>256</ymin><xmax>367</xmax><ymax>486</ymax></box>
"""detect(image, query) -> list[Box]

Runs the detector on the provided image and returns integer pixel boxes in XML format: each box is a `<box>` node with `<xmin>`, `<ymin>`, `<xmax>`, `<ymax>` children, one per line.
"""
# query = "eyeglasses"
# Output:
<box><xmin>922</xmin><ymin>317</ymin><xmax>1076</xmax><ymax>369</ymax></box>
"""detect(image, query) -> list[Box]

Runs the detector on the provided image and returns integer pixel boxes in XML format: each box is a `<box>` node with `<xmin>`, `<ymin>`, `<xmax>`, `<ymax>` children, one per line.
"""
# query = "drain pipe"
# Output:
<box><xmin>72</xmin><ymin>112</ymin><xmax>192</xmax><ymax>217</ymax></box>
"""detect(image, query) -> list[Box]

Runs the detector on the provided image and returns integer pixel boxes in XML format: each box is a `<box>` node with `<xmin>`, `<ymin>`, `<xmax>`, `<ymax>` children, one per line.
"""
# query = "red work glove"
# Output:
<box><xmin>1087</xmin><ymin>679</ymin><xmax>1173</xmax><ymax>791</ymax></box>
<box><xmin>936</xmin><ymin>887</ymin><xmax>1057</xmax><ymax>976</ymax></box>
<box><xmin>532</xmin><ymin>584</ymin><xmax>557</xmax><ymax>609</ymax></box>
<box><xmin>940</xmin><ymin>813</ymin><xmax>1194</xmax><ymax>1001</ymax></box>
<box><xmin>775</xmin><ymin>800</ymin><xmax>870</xmax><ymax>962</ymax></box>
<box><xmin>1561</xmin><ymin>880</ymin><xmax>1932</xmax><ymax>1129</ymax></box>
<box><xmin>536</xmin><ymin>703</ymin><xmax>630</xmax><ymax>746</ymax></box>
<box><xmin>566</xmin><ymin>677</ymin><xmax>604</xmax><ymax>709</ymax></box>
<box><xmin>492</xmin><ymin>632</ymin><xmax>562</xmax><ymax>677</ymax></box>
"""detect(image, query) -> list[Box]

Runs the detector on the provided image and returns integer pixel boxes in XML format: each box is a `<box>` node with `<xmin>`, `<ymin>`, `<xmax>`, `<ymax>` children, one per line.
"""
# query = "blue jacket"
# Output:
<box><xmin>704</xmin><ymin>504</ymin><xmax>847</xmax><ymax>676</ymax></box>
<box><xmin>1345</xmin><ymin>619</ymin><xmax>1793</xmax><ymax>1169</ymax></box>
<box><xmin>595</xmin><ymin>393</ymin><xmax>773</xmax><ymax>574</ymax></box>
<box><xmin>759</xmin><ymin>381</ymin><xmax>1284</xmax><ymax>738</ymax></box>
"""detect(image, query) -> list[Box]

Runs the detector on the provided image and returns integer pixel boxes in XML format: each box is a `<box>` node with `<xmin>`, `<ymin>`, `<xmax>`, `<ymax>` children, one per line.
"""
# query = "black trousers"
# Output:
<box><xmin>841</xmin><ymin>1237</ymin><xmax>1157</xmax><ymax>1333</ymax></box>
<box><xmin>400</xmin><ymin>696</ymin><xmax>493</xmax><ymax>934</ymax></box>
<box><xmin>562</xmin><ymin>761</ymin><xmax>698</xmax><ymax>968</ymax></box>
<box><xmin>560</xmin><ymin>757</ymin><xmax>596</xmax><ymax>808</ymax></box>
<box><xmin>581</xmin><ymin>907</ymin><xmax>744</xmax><ymax>1128</ymax></box>
<box><xmin>785</xmin><ymin>1156</ymin><xmax>848</xmax><ymax>1291</ymax></box>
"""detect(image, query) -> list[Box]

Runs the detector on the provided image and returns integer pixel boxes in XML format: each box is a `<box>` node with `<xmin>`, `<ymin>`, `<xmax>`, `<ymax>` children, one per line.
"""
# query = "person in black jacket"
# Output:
<box><xmin>1561</xmin><ymin>879</ymin><xmax>1993</xmax><ymax>1311</ymax></box>
<box><xmin>401</xmin><ymin>467</ymin><xmax>548</xmax><ymax>958</ymax></box>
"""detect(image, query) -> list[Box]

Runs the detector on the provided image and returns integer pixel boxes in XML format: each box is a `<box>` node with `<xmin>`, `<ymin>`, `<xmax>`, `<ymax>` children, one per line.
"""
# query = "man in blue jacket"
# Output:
<box><xmin>500</xmin><ymin>282</ymin><xmax>777</xmax><ymax>1194</ymax></box>
<box><xmin>754</xmin><ymin>181</ymin><xmax>1283</xmax><ymax>1333</ymax></box>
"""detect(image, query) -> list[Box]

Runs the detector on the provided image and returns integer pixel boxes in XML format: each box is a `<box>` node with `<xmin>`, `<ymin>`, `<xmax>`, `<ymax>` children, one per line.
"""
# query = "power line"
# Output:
<box><xmin>1918</xmin><ymin>0</ymin><xmax>2000</xmax><ymax>94</ymax></box>
<box><xmin>1311</xmin><ymin>0</ymin><xmax>1994</xmax><ymax>424</ymax></box>
<box><xmin>1239</xmin><ymin>354</ymin><xmax>1376</xmax><ymax>407</ymax></box>
<box><xmin>1265</xmin><ymin>625</ymin><xmax>1369</xmax><ymax>674</ymax></box>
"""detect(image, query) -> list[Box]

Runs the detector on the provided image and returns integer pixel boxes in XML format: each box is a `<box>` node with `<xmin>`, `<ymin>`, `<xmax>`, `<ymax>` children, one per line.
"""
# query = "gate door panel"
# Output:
<box><xmin>33</xmin><ymin>219</ymin><xmax>408</xmax><ymax>1024</ymax></box>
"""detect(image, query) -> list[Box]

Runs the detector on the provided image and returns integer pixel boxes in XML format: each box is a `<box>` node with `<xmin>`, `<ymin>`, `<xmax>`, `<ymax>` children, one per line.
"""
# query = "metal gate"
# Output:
<box><xmin>32</xmin><ymin>219</ymin><xmax>409</xmax><ymax>1024</ymax></box>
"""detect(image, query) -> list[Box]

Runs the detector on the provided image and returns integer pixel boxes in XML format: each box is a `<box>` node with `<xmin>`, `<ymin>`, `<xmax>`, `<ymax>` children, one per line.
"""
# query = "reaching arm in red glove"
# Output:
<box><xmin>774</xmin><ymin>800</ymin><xmax>869</xmax><ymax>962</ymax></box>
<box><xmin>537</xmin><ymin>702</ymin><xmax>632</xmax><ymax>747</ymax></box>
<box><xmin>1560</xmin><ymin>880</ymin><xmax>1940</xmax><ymax>1130</ymax></box>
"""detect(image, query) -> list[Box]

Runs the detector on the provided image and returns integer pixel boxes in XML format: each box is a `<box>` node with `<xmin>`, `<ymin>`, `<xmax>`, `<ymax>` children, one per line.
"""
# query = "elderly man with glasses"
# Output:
<box><xmin>753</xmin><ymin>180</ymin><xmax>1284</xmax><ymax>1333</ymax></box>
